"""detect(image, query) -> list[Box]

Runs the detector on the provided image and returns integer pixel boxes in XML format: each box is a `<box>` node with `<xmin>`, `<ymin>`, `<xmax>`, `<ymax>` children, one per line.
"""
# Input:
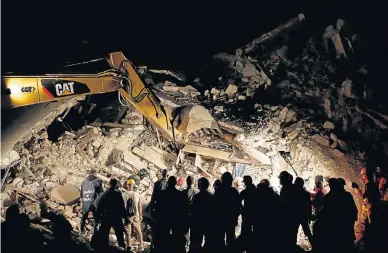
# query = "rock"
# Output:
<box><xmin>179</xmin><ymin>85</ymin><xmax>200</xmax><ymax>97</ymax></box>
<box><xmin>312</xmin><ymin>135</ymin><xmax>330</xmax><ymax>147</ymax></box>
<box><xmin>285</xmin><ymin>109</ymin><xmax>296</xmax><ymax>124</ymax></box>
<box><xmin>237</xmin><ymin>95</ymin><xmax>246</xmax><ymax>100</ymax></box>
<box><xmin>46</xmin><ymin>181</ymin><xmax>59</xmax><ymax>190</ymax></box>
<box><xmin>210</xmin><ymin>88</ymin><xmax>221</xmax><ymax>95</ymax></box>
<box><xmin>331</xmin><ymin>141</ymin><xmax>338</xmax><ymax>149</ymax></box>
<box><xmin>50</xmin><ymin>184</ymin><xmax>80</xmax><ymax>205</ymax></box>
<box><xmin>163</xmin><ymin>81</ymin><xmax>179</xmax><ymax>92</ymax></box>
<box><xmin>341</xmin><ymin>79</ymin><xmax>356</xmax><ymax>98</ymax></box>
<box><xmin>270</xmin><ymin>106</ymin><xmax>279</xmax><ymax>111</ymax></box>
<box><xmin>204</xmin><ymin>90</ymin><xmax>210</xmax><ymax>96</ymax></box>
<box><xmin>92</xmin><ymin>137</ymin><xmax>103</xmax><ymax>149</ymax></box>
<box><xmin>12</xmin><ymin>177</ymin><xmax>24</xmax><ymax>188</ymax></box>
<box><xmin>214</xmin><ymin>106</ymin><xmax>224</xmax><ymax>112</ymax></box>
<box><xmin>288</xmin><ymin>130</ymin><xmax>300</xmax><ymax>140</ymax></box>
<box><xmin>323</xmin><ymin>121</ymin><xmax>335</xmax><ymax>130</ymax></box>
<box><xmin>330</xmin><ymin>133</ymin><xmax>338</xmax><ymax>142</ymax></box>
<box><xmin>64</xmin><ymin>131</ymin><xmax>76</xmax><ymax>138</ymax></box>
<box><xmin>279</xmin><ymin>107</ymin><xmax>289</xmax><ymax>122</ymax></box>
<box><xmin>225</xmin><ymin>84</ymin><xmax>238</xmax><ymax>96</ymax></box>
<box><xmin>64</xmin><ymin>206</ymin><xmax>75</xmax><ymax>218</ymax></box>
<box><xmin>254</xmin><ymin>104</ymin><xmax>263</xmax><ymax>112</ymax></box>
<box><xmin>228</xmin><ymin>99</ymin><xmax>234</xmax><ymax>103</ymax></box>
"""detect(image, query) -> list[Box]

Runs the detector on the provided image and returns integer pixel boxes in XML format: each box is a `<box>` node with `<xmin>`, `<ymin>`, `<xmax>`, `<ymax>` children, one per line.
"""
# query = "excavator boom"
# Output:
<box><xmin>2</xmin><ymin>52</ymin><xmax>221</xmax><ymax>142</ymax></box>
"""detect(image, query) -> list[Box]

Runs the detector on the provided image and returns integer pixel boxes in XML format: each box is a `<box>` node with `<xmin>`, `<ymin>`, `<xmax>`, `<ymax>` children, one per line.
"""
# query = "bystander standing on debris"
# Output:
<box><xmin>80</xmin><ymin>169</ymin><xmax>103</xmax><ymax>235</ymax></box>
<box><xmin>95</xmin><ymin>178</ymin><xmax>127</xmax><ymax>250</ymax></box>
<box><xmin>122</xmin><ymin>179</ymin><xmax>144</xmax><ymax>252</ymax></box>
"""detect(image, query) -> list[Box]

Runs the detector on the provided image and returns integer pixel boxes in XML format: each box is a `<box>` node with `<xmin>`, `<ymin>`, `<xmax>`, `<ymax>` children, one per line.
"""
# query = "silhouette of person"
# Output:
<box><xmin>311</xmin><ymin>181</ymin><xmax>326</xmax><ymax>218</ymax></box>
<box><xmin>294</xmin><ymin>177</ymin><xmax>313</xmax><ymax>246</ymax></box>
<box><xmin>214</xmin><ymin>172</ymin><xmax>241</xmax><ymax>248</ymax></box>
<box><xmin>150</xmin><ymin>169</ymin><xmax>168</xmax><ymax>218</ymax></box>
<box><xmin>156</xmin><ymin>176</ymin><xmax>187</xmax><ymax>253</ymax></box>
<box><xmin>80</xmin><ymin>169</ymin><xmax>103</xmax><ymax>235</ymax></box>
<box><xmin>182</xmin><ymin>176</ymin><xmax>198</xmax><ymax>249</ymax></box>
<box><xmin>190</xmin><ymin>177</ymin><xmax>215</xmax><ymax>252</ymax></box>
<box><xmin>240</xmin><ymin>176</ymin><xmax>256</xmax><ymax>236</ymax></box>
<box><xmin>213</xmin><ymin>179</ymin><xmax>222</xmax><ymax>193</ymax></box>
<box><xmin>254</xmin><ymin>179</ymin><xmax>279</xmax><ymax>252</ymax></box>
<box><xmin>278</xmin><ymin>171</ymin><xmax>301</xmax><ymax>252</ymax></box>
<box><xmin>315</xmin><ymin>178</ymin><xmax>358</xmax><ymax>253</ymax></box>
<box><xmin>95</xmin><ymin>178</ymin><xmax>127</xmax><ymax>250</ymax></box>
<box><xmin>2</xmin><ymin>204</ymin><xmax>22</xmax><ymax>253</ymax></box>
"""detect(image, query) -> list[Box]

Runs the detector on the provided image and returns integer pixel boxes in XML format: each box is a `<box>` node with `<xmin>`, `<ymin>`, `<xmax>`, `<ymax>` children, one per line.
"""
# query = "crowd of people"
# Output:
<box><xmin>2</xmin><ymin>166</ymin><xmax>388</xmax><ymax>253</ymax></box>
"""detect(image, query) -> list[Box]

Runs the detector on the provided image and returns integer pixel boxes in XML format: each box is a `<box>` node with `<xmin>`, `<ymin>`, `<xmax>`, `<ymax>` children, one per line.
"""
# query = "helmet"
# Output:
<box><xmin>127</xmin><ymin>179</ymin><xmax>136</xmax><ymax>185</ymax></box>
<box><xmin>360</xmin><ymin>167</ymin><xmax>367</xmax><ymax>175</ymax></box>
<box><xmin>138</xmin><ymin>168</ymin><xmax>148</xmax><ymax>180</ymax></box>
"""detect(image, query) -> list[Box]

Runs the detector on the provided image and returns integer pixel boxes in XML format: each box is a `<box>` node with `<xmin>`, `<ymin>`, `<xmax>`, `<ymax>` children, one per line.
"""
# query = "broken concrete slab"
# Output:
<box><xmin>182</xmin><ymin>144</ymin><xmax>253</xmax><ymax>164</ymax></box>
<box><xmin>132</xmin><ymin>145</ymin><xmax>177</xmax><ymax>169</ymax></box>
<box><xmin>50</xmin><ymin>184</ymin><xmax>80</xmax><ymax>205</ymax></box>
<box><xmin>163</xmin><ymin>81</ymin><xmax>180</xmax><ymax>92</ymax></box>
<box><xmin>179</xmin><ymin>85</ymin><xmax>200</xmax><ymax>97</ymax></box>
<box><xmin>287</xmin><ymin>130</ymin><xmax>300</xmax><ymax>140</ymax></box>
<box><xmin>312</xmin><ymin>135</ymin><xmax>330</xmax><ymax>147</ymax></box>
<box><xmin>123</xmin><ymin>149</ymin><xmax>148</xmax><ymax>169</ymax></box>
<box><xmin>279</xmin><ymin>107</ymin><xmax>289</xmax><ymax>122</ymax></box>
<box><xmin>218</xmin><ymin>121</ymin><xmax>244</xmax><ymax>134</ymax></box>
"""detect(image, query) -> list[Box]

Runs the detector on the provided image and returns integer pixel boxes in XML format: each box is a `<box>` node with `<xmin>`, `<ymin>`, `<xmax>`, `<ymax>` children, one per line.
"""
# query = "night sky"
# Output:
<box><xmin>2</xmin><ymin>1</ymin><xmax>387</xmax><ymax>73</ymax></box>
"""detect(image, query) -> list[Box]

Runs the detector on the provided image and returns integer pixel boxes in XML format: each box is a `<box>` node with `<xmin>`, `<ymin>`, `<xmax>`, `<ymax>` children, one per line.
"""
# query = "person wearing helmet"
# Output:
<box><xmin>122</xmin><ymin>179</ymin><xmax>143</xmax><ymax>252</ymax></box>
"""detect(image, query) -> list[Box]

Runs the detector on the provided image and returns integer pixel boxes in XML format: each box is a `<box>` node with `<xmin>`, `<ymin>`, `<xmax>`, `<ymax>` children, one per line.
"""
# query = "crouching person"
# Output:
<box><xmin>123</xmin><ymin>179</ymin><xmax>144</xmax><ymax>252</ymax></box>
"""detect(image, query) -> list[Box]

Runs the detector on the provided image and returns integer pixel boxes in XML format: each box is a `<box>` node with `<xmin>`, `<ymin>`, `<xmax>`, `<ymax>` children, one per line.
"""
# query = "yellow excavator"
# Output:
<box><xmin>1</xmin><ymin>52</ymin><xmax>221</xmax><ymax>143</ymax></box>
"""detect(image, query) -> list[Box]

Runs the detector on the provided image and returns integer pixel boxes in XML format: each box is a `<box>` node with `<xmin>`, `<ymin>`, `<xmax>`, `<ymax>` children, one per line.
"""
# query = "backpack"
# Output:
<box><xmin>126</xmin><ymin>194</ymin><xmax>137</xmax><ymax>217</ymax></box>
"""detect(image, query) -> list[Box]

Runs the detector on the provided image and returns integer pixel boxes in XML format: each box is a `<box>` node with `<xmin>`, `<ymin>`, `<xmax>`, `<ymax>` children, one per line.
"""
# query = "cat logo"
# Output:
<box><xmin>55</xmin><ymin>82</ymin><xmax>75</xmax><ymax>96</ymax></box>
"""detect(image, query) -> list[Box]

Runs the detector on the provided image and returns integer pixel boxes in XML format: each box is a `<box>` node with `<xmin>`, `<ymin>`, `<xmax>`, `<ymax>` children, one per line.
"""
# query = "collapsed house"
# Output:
<box><xmin>1</xmin><ymin>13</ymin><xmax>386</xmax><ymax>251</ymax></box>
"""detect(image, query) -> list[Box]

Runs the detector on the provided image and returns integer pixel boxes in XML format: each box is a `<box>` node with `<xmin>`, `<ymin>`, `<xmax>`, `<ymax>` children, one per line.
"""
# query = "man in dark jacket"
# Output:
<box><xmin>182</xmin><ymin>176</ymin><xmax>198</xmax><ymax>249</ymax></box>
<box><xmin>240</xmin><ymin>175</ymin><xmax>256</xmax><ymax>236</ymax></box>
<box><xmin>214</xmin><ymin>172</ymin><xmax>241</xmax><ymax>247</ymax></box>
<box><xmin>190</xmin><ymin>177</ymin><xmax>214</xmax><ymax>252</ymax></box>
<box><xmin>156</xmin><ymin>176</ymin><xmax>188</xmax><ymax>253</ymax></box>
<box><xmin>80</xmin><ymin>169</ymin><xmax>103</xmax><ymax>234</ymax></box>
<box><xmin>150</xmin><ymin>169</ymin><xmax>168</xmax><ymax>216</ymax></box>
<box><xmin>95</xmin><ymin>178</ymin><xmax>127</xmax><ymax>249</ymax></box>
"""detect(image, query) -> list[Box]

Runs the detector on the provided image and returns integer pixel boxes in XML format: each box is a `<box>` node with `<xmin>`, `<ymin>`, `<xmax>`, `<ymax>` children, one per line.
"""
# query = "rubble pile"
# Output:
<box><xmin>2</xmin><ymin>14</ymin><xmax>386</xmax><ymax>251</ymax></box>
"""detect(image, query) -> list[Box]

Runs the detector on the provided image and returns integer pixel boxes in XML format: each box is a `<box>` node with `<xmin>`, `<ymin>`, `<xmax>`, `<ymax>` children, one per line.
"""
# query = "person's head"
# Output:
<box><xmin>221</xmin><ymin>172</ymin><xmax>233</xmax><ymax>187</ymax></box>
<box><xmin>279</xmin><ymin>171</ymin><xmax>293</xmax><ymax>186</ymax></box>
<box><xmin>376</xmin><ymin>167</ymin><xmax>381</xmax><ymax>175</ymax></box>
<box><xmin>243</xmin><ymin>175</ymin><xmax>253</xmax><ymax>188</ymax></box>
<box><xmin>213</xmin><ymin>179</ymin><xmax>222</xmax><ymax>191</ymax></box>
<box><xmin>161</xmin><ymin>169</ymin><xmax>168</xmax><ymax>179</ymax></box>
<box><xmin>294</xmin><ymin>177</ymin><xmax>305</xmax><ymax>188</ymax></box>
<box><xmin>126</xmin><ymin>179</ymin><xmax>136</xmax><ymax>191</ymax></box>
<box><xmin>260</xmin><ymin>179</ymin><xmax>270</xmax><ymax>187</ymax></box>
<box><xmin>168</xmin><ymin>176</ymin><xmax>177</xmax><ymax>188</ymax></box>
<box><xmin>361</xmin><ymin>167</ymin><xmax>369</xmax><ymax>183</ymax></box>
<box><xmin>109</xmin><ymin>178</ymin><xmax>118</xmax><ymax>189</ymax></box>
<box><xmin>198</xmin><ymin>177</ymin><xmax>210</xmax><ymax>191</ymax></box>
<box><xmin>337</xmin><ymin>178</ymin><xmax>346</xmax><ymax>188</ymax></box>
<box><xmin>315</xmin><ymin>181</ymin><xmax>323</xmax><ymax>189</ymax></box>
<box><xmin>186</xmin><ymin>176</ymin><xmax>194</xmax><ymax>187</ymax></box>
<box><xmin>5</xmin><ymin>204</ymin><xmax>20</xmax><ymax>222</ymax></box>
<box><xmin>328</xmin><ymin>178</ymin><xmax>339</xmax><ymax>191</ymax></box>
<box><xmin>139</xmin><ymin>168</ymin><xmax>148</xmax><ymax>180</ymax></box>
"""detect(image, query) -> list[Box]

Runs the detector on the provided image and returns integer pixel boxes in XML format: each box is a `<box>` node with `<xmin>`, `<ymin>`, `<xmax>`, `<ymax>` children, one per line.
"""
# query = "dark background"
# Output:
<box><xmin>2</xmin><ymin>1</ymin><xmax>387</xmax><ymax>73</ymax></box>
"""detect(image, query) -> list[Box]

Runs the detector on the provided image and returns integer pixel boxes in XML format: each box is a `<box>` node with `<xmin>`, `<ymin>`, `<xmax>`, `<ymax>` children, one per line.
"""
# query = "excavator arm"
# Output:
<box><xmin>2</xmin><ymin>52</ymin><xmax>220</xmax><ymax>142</ymax></box>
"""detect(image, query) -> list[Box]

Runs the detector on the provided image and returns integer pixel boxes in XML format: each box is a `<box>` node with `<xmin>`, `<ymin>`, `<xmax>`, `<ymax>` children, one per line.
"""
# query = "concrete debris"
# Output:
<box><xmin>182</xmin><ymin>144</ymin><xmax>253</xmax><ymax>164</ymax></box>
<box><xmin>163</xmin><ymin>81</ymin><xmax>180</xmax><ymax>92</ymax></box>
<box><xmin>123</xmin><ymin>150</ymin><xmax>148</xmax><ymax>169</ymax></box>
<box><xmin>278</xmin><ymin>107</ymin><xmax>289</xmax><ymax>122</ymax></box>
<box><xmin>225</xmin><ymin>84</ymin><xmax>238</xmax><ymax>96</ymax></box>
<box><xmin>50</xmin><ymin>184</ymin><xmax>80</xmax><ymax>205</ymax></box>
<box><xmin>323</xmin><ymin>121</ymin><xmax>335</xmax><ymax>130</ymax></box>
<box><xmin>179</xmin><ymin>85</ymin><xmax>201</xmax><ymax>97</ymax></box>
<box><xmin>237</xmin><ymin>95</ymin><xmax>246</xmax><ymax>100</ymax></box>
<box><xmin>132</xmin><ymin>144</ymin><xmax>177</xmax><ymax>169</ymax></box>
<box><xmin>12</xmin><ymin>177</ymin><xmax>24</xmax><ymax>188</ymax></box>
<box><xmin>287</xmin><ymin>130</ymin><xmax>300</xmax><ymax>140</ymax></box>
<box><xmin>312</xmin><ymin>135</ymin><xmax>330</xmax><ymax>147</ymax></box>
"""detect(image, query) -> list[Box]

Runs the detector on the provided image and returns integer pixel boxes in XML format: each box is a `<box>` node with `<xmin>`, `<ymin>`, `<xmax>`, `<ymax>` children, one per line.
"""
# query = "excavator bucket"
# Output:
<box><xmin>172</xmin><ymin>105</ymin><xmax>222</xmax><ymax>142</ymax></box>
